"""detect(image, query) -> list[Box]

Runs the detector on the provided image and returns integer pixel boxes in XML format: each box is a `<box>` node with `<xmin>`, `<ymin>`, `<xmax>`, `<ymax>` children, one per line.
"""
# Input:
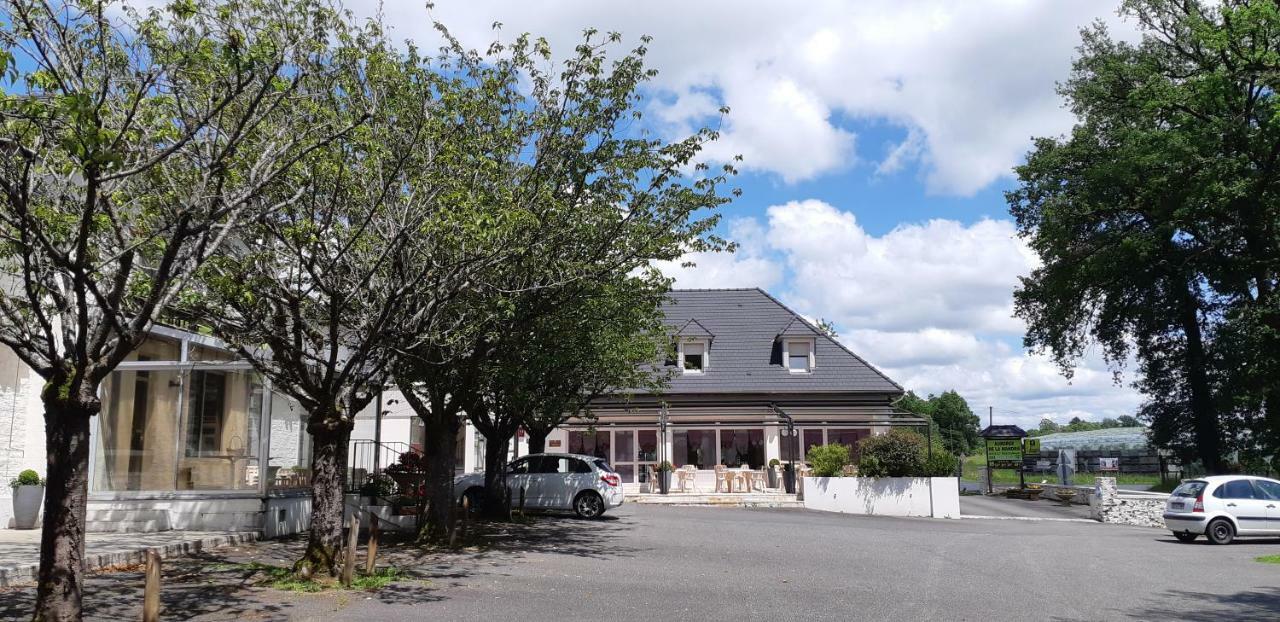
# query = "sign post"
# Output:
<box><xmin>979</xmin><ymin>424</ymin><xmax>1028</xmax><ymax>493</ymax></box>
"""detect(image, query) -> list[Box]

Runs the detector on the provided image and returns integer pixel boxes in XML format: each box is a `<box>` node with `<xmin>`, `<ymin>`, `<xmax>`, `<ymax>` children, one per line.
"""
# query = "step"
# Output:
<box><xmin>86</xmin><ymin>519</ymin><xmax>172</xmax><ymax>533</ymax></box>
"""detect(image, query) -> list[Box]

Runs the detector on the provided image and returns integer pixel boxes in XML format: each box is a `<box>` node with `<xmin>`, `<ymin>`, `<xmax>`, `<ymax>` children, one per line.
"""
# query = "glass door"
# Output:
<box><xmin>613</xmin><ymin>430</ymin><xmax>636</xmax><ymax>483</ymax></box>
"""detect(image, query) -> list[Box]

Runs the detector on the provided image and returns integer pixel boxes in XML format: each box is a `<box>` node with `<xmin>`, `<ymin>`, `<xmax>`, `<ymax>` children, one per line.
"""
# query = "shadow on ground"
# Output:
<box><xmin>0</xmin><ymin>511</ymin><xmax>642</xmax><ymax>620</ymax></box>
<box><xmin>1112</xmin><ymin>587</ymin><xmax>1280</xmax><ymax>621</ymax></box>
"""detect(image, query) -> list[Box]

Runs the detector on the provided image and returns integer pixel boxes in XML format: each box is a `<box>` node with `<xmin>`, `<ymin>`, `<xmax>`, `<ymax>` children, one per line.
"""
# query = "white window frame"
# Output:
<box><xmin>678</xmin><ymin>339</ymin><xmax>709</xmax><ymax>374</ymax></box>
<box><xmin>783</xmin><ymin>339</ymin><xmax>814</xmax><ymax>373</ymax></box>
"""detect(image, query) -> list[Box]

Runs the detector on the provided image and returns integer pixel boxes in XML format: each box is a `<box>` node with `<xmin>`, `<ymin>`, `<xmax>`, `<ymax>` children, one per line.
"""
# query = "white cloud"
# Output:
<box><xmin>656</xmin><ymin>198</ymin><xmax>1143</xmax><ymax>429</ymax></box>
<box><xmin>372</xmin><ymin>0</ymin><xmax>1137</xmax><ymax>194</ymax></box>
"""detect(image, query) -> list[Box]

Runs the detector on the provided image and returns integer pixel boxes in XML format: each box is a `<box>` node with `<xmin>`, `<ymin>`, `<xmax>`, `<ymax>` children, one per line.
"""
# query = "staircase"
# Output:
<box><xmin>85</xmin><ymin>508</ymin><xmax>173</xmax><ymax>533</ymax></box>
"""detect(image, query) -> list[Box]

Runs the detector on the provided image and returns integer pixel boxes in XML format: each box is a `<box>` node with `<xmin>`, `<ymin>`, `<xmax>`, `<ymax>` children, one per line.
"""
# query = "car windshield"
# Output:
<box><xmin>1171</xmin><ymin>481</ymin><xmax>1207</xmax><ymax>498</ymax></box>
<box><xmin>593</xmin><ymin>459</ymin><xmax>615</xmax><ymax>473</ymax></box>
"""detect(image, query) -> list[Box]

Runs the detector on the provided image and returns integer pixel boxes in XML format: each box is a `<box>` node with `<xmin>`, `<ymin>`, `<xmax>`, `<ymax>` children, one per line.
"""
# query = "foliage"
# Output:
<box><xmin>1008</xmin><ymin>0</ymin><xmax>1280</xmax><ymax>472</ymax></box>
<box><xmin>896</xmin><ymin>390</ymin><xmax>981</xmax><ymax>455</ymax></box>
<box><xmin>921</xmin><ymin>452</ymin><xmax>958</xmax><ymax>478</ymax></box>
<box><xmin>857</xmin><ymin>430</ymin><xmax>926</xmax><ymax>477</ymax></box>
<box><xmin>1027</xmin><ymin>416</ymin><xmax>1145</xmax><ymax>437</ymax></box>
<box><xmin>386</xmin><ymin>452</ymin><xmax>426</xmax><ymax>475</ymax></box>
<box><xmin>1256</xmin><ymin>555</ymin><xmax>1280</xmax><ymax>565</ymax></box>
<box><xmin>806</xmin><ymin>444</ymin><xmax>851</xmax><ymax>477</ymax></box>
<box><xmin>656</xmin><ymin>460</ymin><xmax>674</xmax><ymax>472</ymax></box>
<box><xmin>768</xmin><ymin>458</ymin><xmax>781</xmax><ymax>468</ymax></box>
<box><xmin>815</xmin><ymin>318</ymin><xmax>839</xmax><ymax>339</ymax></box>
<box><xmin>359</xmin><ymin>475</ymin><xmax>396</xmax><ymax>499</ymax></box>
<box><xmin>10</xmin><ymin>468</ymin><xmax>41</xmax><ymax>488</ymax></box>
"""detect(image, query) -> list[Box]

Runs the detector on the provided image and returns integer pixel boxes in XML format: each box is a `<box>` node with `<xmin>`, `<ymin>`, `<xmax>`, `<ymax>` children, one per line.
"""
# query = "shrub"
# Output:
<box><xmin>768</xmin><ymin>458</ymin><xmax>781</xmax><ymax>468</ymax></box>
<box><xmin>806</xmin><ymin>444</ymin><xmax>851</xmax><ymax>477</ymax></box>
<box><xmin>857</xmin><ymin>430</ymin><xmax>925</xmax><ymax>477</ymax></box>
<box><xmin>921</xmin><ymin>451</ymin><xmax>957</xmax><ymax>477</ymax></box>
<box><xmin>359</xmin><ymin>475</ymin><xmax>396</xmax><ymax>498</ymax></box>
<box><xmin>11</xmin><ymin>469</ymin><xmax>42</xmax><ymax>488</ymax></box>
<box><xmin>656</xmin><ymin>460</ymin><xmax>674</xmax><ymax>472</ymax></box>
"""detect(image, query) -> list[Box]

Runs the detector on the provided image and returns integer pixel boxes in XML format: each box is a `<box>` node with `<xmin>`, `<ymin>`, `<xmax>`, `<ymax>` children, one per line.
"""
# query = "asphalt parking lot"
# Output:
<box><xmin>3</xmin><ymin>504</ymin><xmax>1277</xmax><ymax>621</ymax></box>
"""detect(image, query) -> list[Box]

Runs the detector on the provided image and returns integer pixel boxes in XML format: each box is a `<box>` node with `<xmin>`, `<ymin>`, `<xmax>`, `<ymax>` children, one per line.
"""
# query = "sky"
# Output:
<box><xmin>358</xmin><ymin>0</ymin><xmax>1150</xmax><ymax>431</ymax></box>
<box><xmin>99</xmin><ymin>0</ymin><xmax>1147</xmax><ymax>430</ymax></box>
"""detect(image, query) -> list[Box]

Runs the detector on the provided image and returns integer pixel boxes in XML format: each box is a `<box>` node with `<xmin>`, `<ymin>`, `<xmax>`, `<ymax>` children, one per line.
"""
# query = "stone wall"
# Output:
<box><xmin>1089</xmin><ymin>477</ymin><xmax>1167</xmax><ymax>528</ymax></box>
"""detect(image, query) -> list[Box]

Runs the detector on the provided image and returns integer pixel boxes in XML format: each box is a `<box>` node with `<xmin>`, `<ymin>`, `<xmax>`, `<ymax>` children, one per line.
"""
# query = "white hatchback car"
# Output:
<box><xmin>454</xmin><ymin>453</ymin><xmax>625</xmax><ymax>519</ymax></box>
<box><xmin>1163</xmin><ymin>475</ymin><xmax>1280</xmax><ymax>544</ymax></box>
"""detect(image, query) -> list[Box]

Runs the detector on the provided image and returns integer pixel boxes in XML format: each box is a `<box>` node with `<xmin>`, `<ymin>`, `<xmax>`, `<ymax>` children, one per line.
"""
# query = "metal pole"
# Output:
<box><xmin>984</xmin><ymin>440</ymin><xmax>992</xmax><ymax>495</ymax></box>
<box><xmin>373</xmin><ymin>388</ymin><xmax>383</xmax><ymax>478</ymax></box>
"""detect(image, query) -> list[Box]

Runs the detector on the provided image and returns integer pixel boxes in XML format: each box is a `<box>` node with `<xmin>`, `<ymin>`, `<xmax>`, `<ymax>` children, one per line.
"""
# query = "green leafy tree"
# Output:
<box><xmin>930</xmin><ymin>390</ymin><xmax>981</xmax><ymax>455</ymax></box>
<box><xmin>0</xmin><ymin>1</ymin><xmax>359</xmax><ymax>615</ymax></box>
<box><xmin>197</xmin><ymin>21</ymin><xmax>471</xmax><ymax>576</ymax></box>
<box><xmin>1010</xmin><ymin>0</ymin><xmax>1280</xmax><ymax>472</ymax></box>
<box><xmin>394</xmin><ymin>24</ymin><xmax>734</xmax><ymax>522</ymax></box>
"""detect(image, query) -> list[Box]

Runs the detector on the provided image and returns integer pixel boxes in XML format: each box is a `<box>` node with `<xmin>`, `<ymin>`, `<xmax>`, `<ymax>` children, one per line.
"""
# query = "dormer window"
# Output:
<box><xmin>680</xmin><ymin>340</ymin><xmax>708</xmax><ymax>374</ymax></box>
<box><xmin>785</xmin><ymin>340</ymin><xmax>813</xmax><ymax>373</ymax></box>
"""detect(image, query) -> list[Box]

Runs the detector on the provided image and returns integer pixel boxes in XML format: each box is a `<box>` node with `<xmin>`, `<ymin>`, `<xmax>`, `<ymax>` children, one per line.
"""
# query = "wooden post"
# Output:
<box><xmin>365</xmin><ymin>514</ymin><xmax>380</xmax><ymax>575</ymax></box>
<box><xmin>143</xmin><ymin>549</ymin><xmax>161</xmax><ymax>622</ymax></box>
<box><xmin>452</xmin><ymin>495</ymin><xmax>468</xmax><ymax>547</ymax></box>
<box><xmin>342</xmin><ymin>514</ymin><xmax>359</xmax><ymax>587</ymax></box>
<box><xmin>507</xmin><ymin>486</ymin><xmax>514</xmax><ymax>521</ymax></box>
<box><xmin>518</xmin><ymin>486</ymin><xmax>526</xmax><ymax>517</ymax></box>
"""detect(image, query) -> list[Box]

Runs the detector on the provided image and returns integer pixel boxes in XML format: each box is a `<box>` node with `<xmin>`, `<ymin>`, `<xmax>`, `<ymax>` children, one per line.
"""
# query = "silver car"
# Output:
<box><xmin>454</xmin><ymin>453</ymin><xmax>625</xmax><ymax>519</ymax></box>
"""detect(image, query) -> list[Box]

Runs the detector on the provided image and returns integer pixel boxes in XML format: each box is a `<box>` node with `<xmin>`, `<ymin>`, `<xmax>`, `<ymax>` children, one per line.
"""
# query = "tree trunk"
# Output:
<box><xmin>481</xmin><ymin>434</ymin><xmax>511</xmax><ymax>518</ymax></box>
<box><xmin>1179</xmin><ymin>290</ymin><xmax>1225</xmax><ymax>473</ymax></box>
<box><xmin>34</xmin><ymin>389</ymin><xmax>99</xmax><ymax>622</ymax></box>
<box><xmin>295</xmin><ymin>425</ymin><xmax>351</xmax><ymax>578</ymax></box>
<box><xmin>419</xmin><ymin>417</ymin><xmax>459</xmax><ymax>543</ymax></box>
<box><xmin>526</xmin><ymin>429</ymin><xmax>548</xmax><ymax>455</ymax></box>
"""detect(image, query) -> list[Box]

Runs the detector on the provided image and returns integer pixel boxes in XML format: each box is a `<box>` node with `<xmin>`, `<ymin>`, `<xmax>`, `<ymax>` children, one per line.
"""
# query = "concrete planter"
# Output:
<box><xmin>11</xmin><ymin>485</ymin><xmax>44</xmax><ymax>529</ymax></box>
<box><xmin>802</xmin><ymin>476</ymin><xmax>960</xmax><ymax>519</ymax></box>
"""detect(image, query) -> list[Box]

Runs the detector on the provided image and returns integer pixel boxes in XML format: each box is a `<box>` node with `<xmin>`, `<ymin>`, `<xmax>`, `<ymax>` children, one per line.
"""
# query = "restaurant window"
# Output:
<box><xmin>827</xmin><ymin>428</ymin><xmax>868</xmax><ymax>460</ymax></box>
<box><xmin>802</xmin><ymin>429</ymin><xmax>824</xmax><ymax>457</ymax></box>
<box><xmin>720</xmin><ymin>429</ymin><xmax>764</xmax><ymax>468</ymax></box>
<box><xmin>568</xmin><ymin>430</ymin><xmax>611</xmax><ymax>461</ymax></box>
<box><xmin>268</xmin><ymin>391</ymin><xmax>312</xmax><ymax>490</ymax></box>
<box><xmin>672</xmin><ymin>429</ymin><xmax>716</xmax><ymax>469</ymax></box>
<box><xmin>177</xmin><ymin>370</ymin><xmax>261</xmax><ymax>490</ymax></box>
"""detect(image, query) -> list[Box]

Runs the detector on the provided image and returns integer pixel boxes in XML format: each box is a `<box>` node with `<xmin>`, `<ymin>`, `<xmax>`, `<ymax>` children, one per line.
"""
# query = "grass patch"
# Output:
<box><xmin>1257</xmin><ymin>555</ymin><xmax>1280</xmax><ymax>565</ymax></box>
<box><xmin>961</xmin><ymin>454</ymin><xmax>1165</xmax><ymax>486</ymax></box>
<box><xmin>202</xmin><ymin>561</ymin><xmax>404</xmax><ymax>593</ymax></box>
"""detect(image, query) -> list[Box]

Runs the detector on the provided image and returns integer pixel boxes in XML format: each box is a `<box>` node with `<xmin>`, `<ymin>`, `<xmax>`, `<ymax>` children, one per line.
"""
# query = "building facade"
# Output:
<box><xmin>444</xmin><ymin>288</ymin><xmax>913</xmax><ymax>492</ymax></box>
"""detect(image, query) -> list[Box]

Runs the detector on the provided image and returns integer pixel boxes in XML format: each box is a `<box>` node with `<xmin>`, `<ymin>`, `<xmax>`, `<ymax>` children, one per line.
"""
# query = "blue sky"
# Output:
<box><xmin>98</xmin><ymin>0</ymin><xmax>1145</xmax><ymax>429</ymax></box>
<box><xmin>365</xmin><ymin>0</ymin><xmax>1148</xmax><ymax>429</ymax></box>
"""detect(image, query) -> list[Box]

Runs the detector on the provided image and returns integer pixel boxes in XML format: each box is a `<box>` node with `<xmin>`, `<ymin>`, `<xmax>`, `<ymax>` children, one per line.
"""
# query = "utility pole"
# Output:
<box><xmin>988</xmin><ymin>406</ymin><xmax>993</xmax><ymax>427</ymax></box>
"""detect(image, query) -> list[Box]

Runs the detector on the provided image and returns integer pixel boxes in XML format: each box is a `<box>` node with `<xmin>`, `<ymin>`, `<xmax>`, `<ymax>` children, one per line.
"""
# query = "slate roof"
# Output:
<box><xmin>658</xmin><ymin>288</ymin><xmax>902</xmax><ymax>396</ymax></box>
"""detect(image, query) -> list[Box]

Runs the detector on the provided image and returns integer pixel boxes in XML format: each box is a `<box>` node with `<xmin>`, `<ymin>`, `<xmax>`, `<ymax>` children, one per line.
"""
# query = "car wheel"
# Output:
<box><xmin>1206</xmin><ymin>518</ymin><xmax>1235</xmax><ymax>545</ymax></box>
<box><xmin>1173</xmin><ymin>532</ymin><xmax>1198</xmax><ymax>543</ymax></box>
<box><xmin>574</xmin><ymin>491</ymin><xmax>605</xmax><ymax>519</ymax></box>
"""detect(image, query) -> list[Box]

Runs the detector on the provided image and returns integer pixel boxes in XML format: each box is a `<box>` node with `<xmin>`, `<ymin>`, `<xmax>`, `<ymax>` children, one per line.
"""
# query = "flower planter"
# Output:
<box><xmin>12</xmin><ymin>484</ymin><xmax>44</xmax><ymax>529</ymax></box>
<box><xmin>657</xmin><ymin>471</ymin><xmax>671</xmax><ymax>494</ymax></box>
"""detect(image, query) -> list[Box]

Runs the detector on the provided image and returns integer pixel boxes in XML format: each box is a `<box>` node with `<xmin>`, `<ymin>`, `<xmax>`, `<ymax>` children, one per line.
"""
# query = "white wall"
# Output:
<box><xmin>0</xmin><ymin>346</ymin><xmax>45</xmax><ymax>529</ymax></box>
<box><xmin>803</xmin><ymin>477</ymin><xmax>960</xmax><ymax>519</ymax></box>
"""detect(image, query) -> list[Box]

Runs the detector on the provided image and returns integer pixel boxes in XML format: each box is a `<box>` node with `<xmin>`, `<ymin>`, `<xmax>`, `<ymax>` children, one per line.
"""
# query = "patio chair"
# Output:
<box><xmin>679</xmin><ymin>465</ymin><xmax>698</xmax><ymax>492</ymax></box>
<box><xmin>748</xmin><ymin>470</ymin><xmax>766</xmax><ymax>492</ymax></box>
<box><xmin>714</xmin><ymin>465</ymin><xmax>729</xmax><ymax>493</ymax></box>
<box><xmin>645</xmin><ymin>464</ymin><xmax>660</xmax><ymax>493</ymax></box>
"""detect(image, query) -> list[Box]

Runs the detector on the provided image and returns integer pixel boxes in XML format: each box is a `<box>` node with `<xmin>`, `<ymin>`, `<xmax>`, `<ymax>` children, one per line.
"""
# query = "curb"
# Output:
<box><xmin>0</xmin><ymin>532</ymin><xmax>260</xmax><ymax>588</ymax></box>
<box><xmin>959</xmin><ymin>514</ymin><xmax>1099</xmax><ymax>524</ymax></box>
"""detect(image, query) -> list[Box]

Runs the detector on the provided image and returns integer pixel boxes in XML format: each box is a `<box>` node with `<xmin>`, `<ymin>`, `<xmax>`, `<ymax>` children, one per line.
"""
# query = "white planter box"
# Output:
<box><xmin>802</xmin><ymin>476</ymin><xmax>960</xmax><ymax>519</ymax></box>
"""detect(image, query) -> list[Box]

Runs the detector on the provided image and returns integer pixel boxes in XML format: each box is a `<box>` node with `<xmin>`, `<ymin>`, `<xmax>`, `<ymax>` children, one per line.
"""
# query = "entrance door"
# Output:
<box><xmin>612</xmin><ymin>430</ymin><xmax>636</xmax><ymax>483</ymax></box>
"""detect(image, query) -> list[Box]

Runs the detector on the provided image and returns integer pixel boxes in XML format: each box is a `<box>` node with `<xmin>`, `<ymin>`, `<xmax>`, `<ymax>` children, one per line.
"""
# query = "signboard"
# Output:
<box><xmin>548</xmin><ymin>439</ymin><xmax>562</xmax><ymax>448</ymax></box>
<box><xmin>1023</xmin><ymin>438</ymin><xmax>1040</xmax><ymax>454</ymax></box>
<box><xmin>987</xmin><ymin>439</ymin><xmax>1022</xmax><ymax>468</ymax></box>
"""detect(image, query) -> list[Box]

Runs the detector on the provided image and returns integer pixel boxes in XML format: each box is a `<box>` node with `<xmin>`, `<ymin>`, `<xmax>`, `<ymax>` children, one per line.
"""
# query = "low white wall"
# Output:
<box><xmin>803</xmin><ymin>476</ymin><xmax>960</xmax><ymax>519</ymax></box>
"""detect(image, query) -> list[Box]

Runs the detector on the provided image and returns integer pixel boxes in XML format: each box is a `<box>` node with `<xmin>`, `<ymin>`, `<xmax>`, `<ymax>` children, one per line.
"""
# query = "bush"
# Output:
<box><xmin>806</xmin><ymin>444</ymin><xmax>851</xmax><ymax>477</ymax></box>
<box><xmin>921</xmin><ymin>451</ymin><xmax>957</xmax><ymax>477</ymax></box>
<box><xmin>768</xmin><ymin>458</ymin><xmax>781</xmax><ymax>468</ymax></box>
<box><xmin>656</xmin><ymin>460</ymin><xmax>674</xmax><ymax>472</ymax></box>
<box><xmin>857</xmin><ymin>430</ymin><xmax>925</xmax><ymax>477</ymax></box>
<box><xmin>359</xmin><ymin>475</ymin><xmax>396</xmax><ymax>498</ymax></box>
<box><xmin>11</xmin><ymin>469</ymin><xmax>42</xmax><ymax>488</ymax></box>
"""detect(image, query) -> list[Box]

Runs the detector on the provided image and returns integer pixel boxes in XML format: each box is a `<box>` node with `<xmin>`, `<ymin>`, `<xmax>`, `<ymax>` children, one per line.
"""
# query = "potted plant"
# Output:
<box><xmin>9</xmin><ymin>469</ymin><xmax>44</xmax><ymax>529</ymax></box>
<box><xmin>767</xmin><ymin>459</ymin><xmax>781</xmax><ymax>488</ymax></box>
<box><xmin>656</xmin><ymin>461</ymin><xmax>674</xmax><ymax>495</ymax></box>
<box><xmin>384</xmin><ymin>451</ymin><xmax>425</xmax><ymax>494</ymax></box>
